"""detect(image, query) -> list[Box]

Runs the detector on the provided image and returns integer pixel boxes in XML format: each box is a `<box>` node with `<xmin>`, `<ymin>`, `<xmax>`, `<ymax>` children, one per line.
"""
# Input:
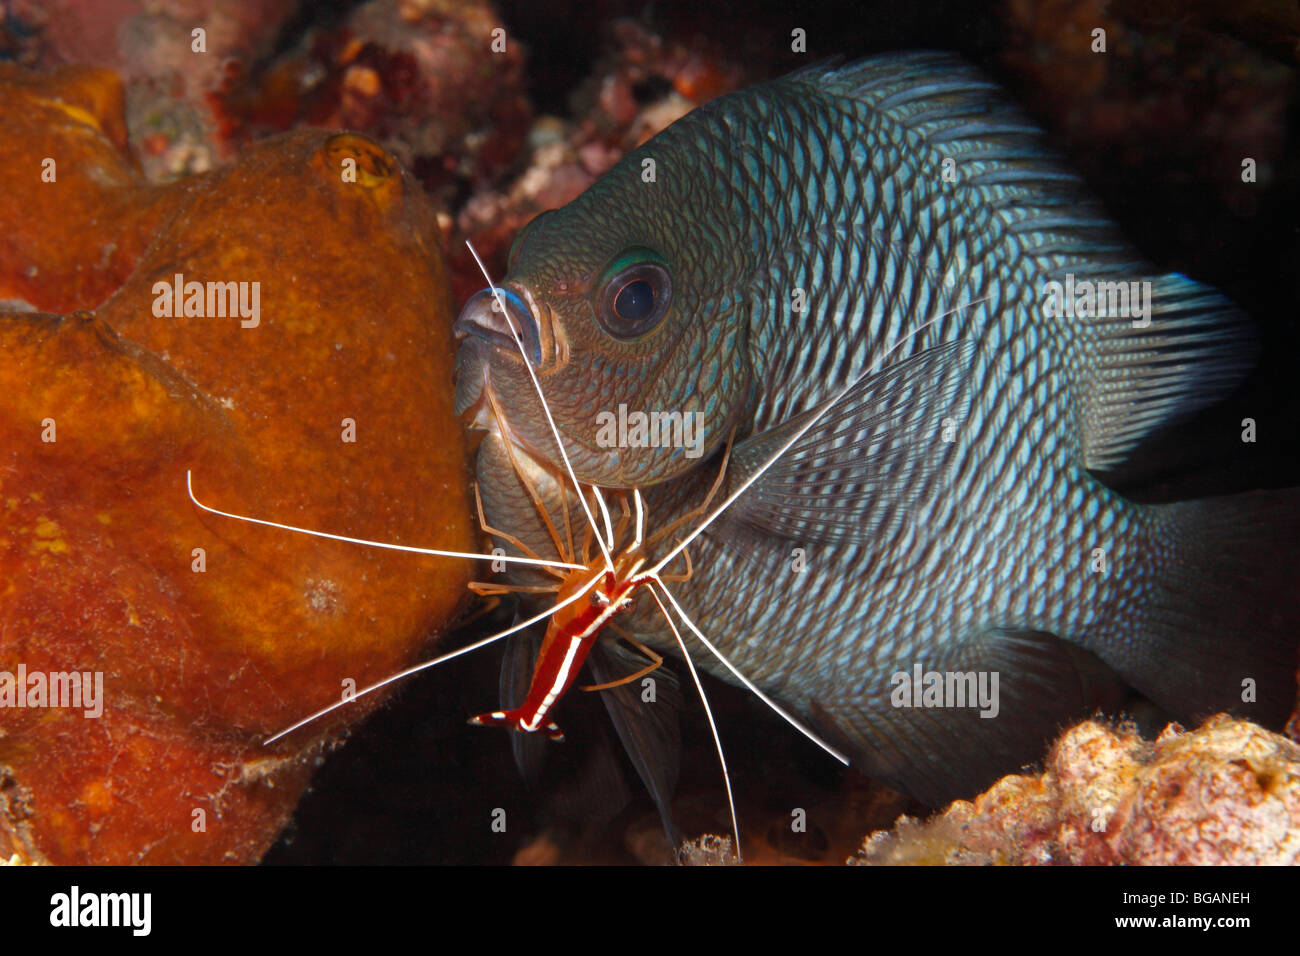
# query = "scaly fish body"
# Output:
<box><xmin>454</xmin><ymin>54</ymin><xmax>1297</xmax><ymax>805</ymax></box>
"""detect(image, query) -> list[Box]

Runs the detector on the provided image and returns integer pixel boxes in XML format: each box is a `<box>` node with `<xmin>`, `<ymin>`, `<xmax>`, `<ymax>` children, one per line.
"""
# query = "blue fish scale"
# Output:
<box><xmin>619</xmin><ymin>65</ymin><xmax>1139</xmax><ymax>701</ymax></box>
<box><xmin>460</xmin><ymin>54</ymin><xmax>1288</xmax><ymax>803</ymax></box>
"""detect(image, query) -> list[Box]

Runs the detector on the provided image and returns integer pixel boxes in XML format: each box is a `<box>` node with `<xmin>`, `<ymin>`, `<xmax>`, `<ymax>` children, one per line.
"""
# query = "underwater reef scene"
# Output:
<box><xmin>0</xmin><ymin>0</ymin><xmax>1298</xmax><ymax>868</ymax></box>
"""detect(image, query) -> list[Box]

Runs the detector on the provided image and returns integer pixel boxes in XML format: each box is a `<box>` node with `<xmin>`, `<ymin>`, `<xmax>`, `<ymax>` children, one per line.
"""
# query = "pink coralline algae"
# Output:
<box><xmin>853</xmin><ymin>716</ymin><xmax>1300</xmax><ymax>865</ymax></box>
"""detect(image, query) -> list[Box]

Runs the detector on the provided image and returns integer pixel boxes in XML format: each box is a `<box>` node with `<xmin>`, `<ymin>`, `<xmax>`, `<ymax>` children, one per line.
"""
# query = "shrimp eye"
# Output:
<box><xmin>595</xmin><ymin>251</ymin><xmax>672</xmax><ymax>339</ymax></box>
<box><xmin>590</xmin><ymin>591</ymin><xmax>611</xmax><ymax>608</ymax></box>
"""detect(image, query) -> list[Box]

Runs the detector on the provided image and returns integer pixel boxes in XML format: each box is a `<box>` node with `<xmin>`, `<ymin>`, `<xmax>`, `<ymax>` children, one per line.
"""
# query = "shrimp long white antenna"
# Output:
<box><xmin>263</xmin><ymin>572</ymin><xmax>604</xmax><ymax>744</ymax></box>
<box><xmin>187</xmin><ymin>471</ymin><xmax>584</xmax><ymax>572</ymax></box>
<box><xmin>465</xmin><ymin>239</ymin><xmax>616</xmax><ymax>574</ymax></box>
<box><xmin>647</xmin><ymin>583</ymin><xmax>741</xmax><ymax>862</ymax></box>
<box><xmin>647</xmin><ymin>297</ymin><xmax>989</xmax><ymax>578</ymax></box>
<box><xmin>590</xmin><ymin>484</ymin><xmax>615</xmax><ymax>549</ymax></box>
<box><xmin>632</xmin><ymin>489</ymin><xmax>645</xmax><ymax>550</ymax></box>
<box><xmin>649</xmin><ymin>572</ymin><xmax>850</xmax><ymax>766</ymax></box>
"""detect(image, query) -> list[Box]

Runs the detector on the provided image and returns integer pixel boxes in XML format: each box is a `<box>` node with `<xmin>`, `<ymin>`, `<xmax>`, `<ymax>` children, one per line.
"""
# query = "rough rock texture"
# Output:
<box><xmin>446</xmin><ymin>16</ymin><xmax>747</xmax><ymax>304</ymax></box>
<box><xmin>1002</xmin><ymin>0</ymin><xmax>1291</xmax><ymax>277</ymax></box>
<box><xmin>6</xmin><ymin>3</ymin><xmax>1296</xmax><ymax>868</ymax></box>
<box><xmin>0</xmin><ymin>65</ymin><xmax>475</xmax><ymax>864</ymax></box>
<box><xmin>853</xmin><ymin>716</ymin><xmax>1300</xmax><ymax>865</ymax></box>
<box><xmin>5</xmin><ymin>0</ymin><xmax>301</xmax><ymax>179</ymax></box>
<box><xmin>213</xmin><ymin>0</ymin><xmax>532</xmax><ymax>204</ymax></box>
<box><xmin>3</xmin><ymin>0</ymin><xmax>530</xmax><ymax>185</ymax></box>
<box><xmin>677</xmin><ymin>834</ymin><xmax>740</xmax><ymax>866</ymax></box>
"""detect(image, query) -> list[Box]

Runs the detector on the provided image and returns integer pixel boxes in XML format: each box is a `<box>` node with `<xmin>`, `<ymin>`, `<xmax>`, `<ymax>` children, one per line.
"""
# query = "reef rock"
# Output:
<box><xmin>447</xmin><ymin>16</ymin><xmax>747</xmax><ymax>305</ymax></box>
<box><xmin>5</xmin><ymin>0</ymin><xmax>301</xmax><ymax>179</ymax></box>
<box><xmin>853</xmin><ymin>716</ymin><xmax>1300</xmax><ymax>865</ymax></box>
<box><xmin>213</xmin><ymin>0</ymin><xmax>532</xmax><ymax>206</ymax></box>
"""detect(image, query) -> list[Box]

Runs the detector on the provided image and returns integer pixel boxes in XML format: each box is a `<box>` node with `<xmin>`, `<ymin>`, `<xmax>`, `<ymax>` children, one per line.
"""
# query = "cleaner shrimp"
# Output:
<box><xmin>185</xmin><ymin>240</ymin><xmax>979</xmax><ymax>861</ymax></box>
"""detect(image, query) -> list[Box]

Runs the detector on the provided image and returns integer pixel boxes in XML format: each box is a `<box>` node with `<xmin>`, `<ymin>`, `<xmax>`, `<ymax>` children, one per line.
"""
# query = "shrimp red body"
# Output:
<box><xmin>469</xmin><ymin>555</ymin><xmax>648</xmax><ymax>740</ymax></box>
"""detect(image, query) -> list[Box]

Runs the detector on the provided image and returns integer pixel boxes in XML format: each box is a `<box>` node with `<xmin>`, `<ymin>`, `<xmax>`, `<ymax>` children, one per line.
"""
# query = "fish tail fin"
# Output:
<box><xmin>1102</xmin><ymin>489</ymin><xmax>1299</xmax><ymax>727</ymax></box>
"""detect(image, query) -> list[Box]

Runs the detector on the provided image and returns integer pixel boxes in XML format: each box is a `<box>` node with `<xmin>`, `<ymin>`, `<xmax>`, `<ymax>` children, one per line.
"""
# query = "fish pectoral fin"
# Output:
<box><xmin>589</xmin><ymin>639</ymin><xmax>684</xmax><ymax>847</ymax></box>
<box><xmin>809</xmin><ymin>629</ymin><xmax>1122</xmax><ymax>807</ymax></box>
<box><xmin>720</xmin><ymin>339</ymin><xmax>977</xmax><ymax>546</ymax></box>
<box><xmin>500</xmin><ymin>616</ymin><xmax>552</xmax><ymax>780</ymax></box>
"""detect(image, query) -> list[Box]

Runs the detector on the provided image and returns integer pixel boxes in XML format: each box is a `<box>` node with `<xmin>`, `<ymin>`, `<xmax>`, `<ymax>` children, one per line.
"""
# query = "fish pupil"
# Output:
<box><xmin>614</xmin><ymin>279</ymin><xmax>655</xmax><ymax>321</ymax></box>
<box><xmin>594</xmin><ymin>253</ymin><xmax>672</xmax><ymax>338</ymax></box>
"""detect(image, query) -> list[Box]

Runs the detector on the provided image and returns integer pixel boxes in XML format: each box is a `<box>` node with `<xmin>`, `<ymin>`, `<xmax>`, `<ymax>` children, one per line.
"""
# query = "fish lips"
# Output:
<box><xmin>453</xmin><ymin>281</ymin><xmax>560</xmax><ymax>439</ymax></box>
<box><xmin>453</xmin><ymin>285</ymin><xmax>544</xmax><ymax>366</ymax></box>
<box><xmin>452</xmin><ymin>336</ymin><xmax>490</xmax><ymax>423</ymax></box>
<box><xmin>453</xmin><ymin>287</ymin><xmax>698</xmax><ymax>488</ymax></box>
<box><xmin>453</xmin><ymin>283</ymin><xmax>549</xmax><ymax>424</ymax></box>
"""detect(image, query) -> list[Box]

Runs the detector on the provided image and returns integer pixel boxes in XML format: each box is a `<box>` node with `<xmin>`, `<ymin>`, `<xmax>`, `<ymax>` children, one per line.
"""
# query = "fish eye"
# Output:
<box><xmin>595</xmin><ymin>251</ymin><xmax>672</xmax><ymax>339</ymax></box>
<box><xmin>614</xmin><ymin>279</ymin><xmax>655</xmax><ymax>321</ymax></box>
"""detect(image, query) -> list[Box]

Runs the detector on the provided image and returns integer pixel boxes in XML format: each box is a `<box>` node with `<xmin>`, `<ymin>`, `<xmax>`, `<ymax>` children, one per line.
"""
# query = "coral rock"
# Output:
<box><xmin>213</xmin><ymin>0</ymin><xmax>532</xmax><ymax>207</ymax></box>
<box><xmin>10</xmin><ymin>0</ymin><xmax>302</xmax><ymax>179</ymax></box>
<box><xmin>853</xmin><ymin>716</ymin><xmax>1300</xmax><ymax>865</ymax></box>
<box><xmin>448</xmin><ymin>16</ymin><xmax>747</xmax><ymax>305</ymax></box>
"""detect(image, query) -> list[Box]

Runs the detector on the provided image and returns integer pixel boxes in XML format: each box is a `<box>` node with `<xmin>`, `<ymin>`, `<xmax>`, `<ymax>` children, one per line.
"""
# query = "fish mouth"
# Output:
<box><xmin>454</xmin><ymin>359</ymin><xmax>575</xmax><ymax>483</ymax></box>
<box><xmin>452</xmin><ymin>281</ymin><xmax>567</xmax><ymax>371</ymax></box>
<box><xmin>454</xmin><ymin>282</ymin><xmax>581</xmax><ymax>478</ymax></box>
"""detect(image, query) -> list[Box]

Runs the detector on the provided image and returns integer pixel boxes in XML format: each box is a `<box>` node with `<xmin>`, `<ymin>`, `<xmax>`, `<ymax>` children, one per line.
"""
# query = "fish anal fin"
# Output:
<box><xmin>811</xmin><ymin>628</ymin><xmax>1122</xmax><ymax>806</ymax></box>
<box><xmin>1089</xmin><ymin>489</ymin><xmax>1300</xmax><ymax>729</ymax></box>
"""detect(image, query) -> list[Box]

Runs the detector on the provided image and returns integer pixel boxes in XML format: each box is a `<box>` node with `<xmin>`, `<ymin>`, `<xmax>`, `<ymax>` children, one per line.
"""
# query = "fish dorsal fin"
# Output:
<box><xmin>721</xmin><ymin>339</ymin><xmax>976</xmax><ymax>546</ymax></box>
<box><xmin>801</xmin><ymin>53</ymin><xmax>1130</xmax><ymax>261</ymax></box>
<box><xmin>795</xmin><ymin>54</ymin><xmax>1257</xmax><ymax>470</ymax></box>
